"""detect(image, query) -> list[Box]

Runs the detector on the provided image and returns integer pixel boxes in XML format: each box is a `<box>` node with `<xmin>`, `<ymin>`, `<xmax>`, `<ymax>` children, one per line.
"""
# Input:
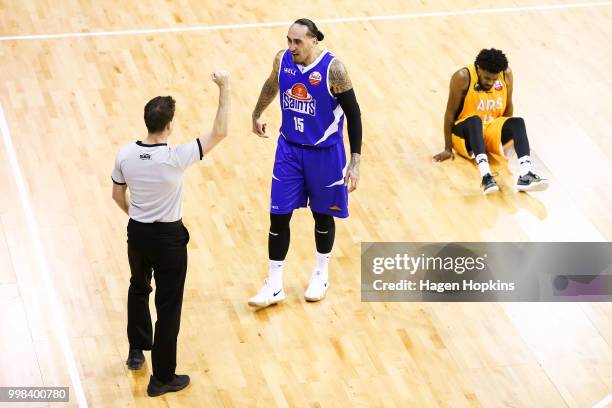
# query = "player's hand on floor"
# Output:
<box><xmin>252</xmin><ymin>116</ymin><xmax>268</xmax><ymax>138</ymax></box>
<box><xmin>433</xmin><ymin>149</ymin><xmax>454</xmax><ymax>162</ymax></box>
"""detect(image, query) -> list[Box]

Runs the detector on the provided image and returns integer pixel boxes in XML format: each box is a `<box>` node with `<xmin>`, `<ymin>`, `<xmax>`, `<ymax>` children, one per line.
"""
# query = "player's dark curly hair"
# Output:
<box><xmin>294</xmin><ymin>18</ymin><xmax>324</xmax><ymax>41</ymax></box>
<box><xmin>475</xmin><ymin>48</ymin><xmax>508</xmax><ymax>73</ymax></box>
<box><xmin>144</xmin><ymin>96</ymin><xmax>175</xmax><ymax>133</ymax></box>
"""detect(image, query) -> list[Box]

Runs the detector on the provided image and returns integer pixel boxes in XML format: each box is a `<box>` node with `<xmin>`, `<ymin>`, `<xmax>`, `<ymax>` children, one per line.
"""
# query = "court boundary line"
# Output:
<box><xmin>0</xmin><ymin>1</ymin><xmax>611</xmax><ymax>41</ymax></box>
<box><xmin>593</xmin><ymin>394</ymin><xmax>612</xmax><ymax>408</ymax></box>
<box><xmin>0</xmin><ymin>105</ymin><xmax>88</xmax><ymax>408</ymax></box>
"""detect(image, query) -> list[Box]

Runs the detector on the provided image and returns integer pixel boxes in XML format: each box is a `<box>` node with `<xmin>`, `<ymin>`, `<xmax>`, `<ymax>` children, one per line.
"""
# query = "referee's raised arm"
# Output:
<box><xmin>198</xmin><ymin>70</ymin><xmax>231</xmax><ymax>156</ymax></box>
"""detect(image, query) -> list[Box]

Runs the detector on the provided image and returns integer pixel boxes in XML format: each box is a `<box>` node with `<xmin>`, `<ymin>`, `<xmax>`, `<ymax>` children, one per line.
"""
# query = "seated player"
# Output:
<box><xmin>433</xmin><ymin>48</ymin><xmax>549</xmax><ymax>194</ymax></box>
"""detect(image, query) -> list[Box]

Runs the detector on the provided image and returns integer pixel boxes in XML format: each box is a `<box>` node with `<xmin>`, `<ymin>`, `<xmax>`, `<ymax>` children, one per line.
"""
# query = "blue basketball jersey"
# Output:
<box><xmin>278</xmin><ymin>49</ymin><xmax>344</xmax><ymax>147</ymax></box>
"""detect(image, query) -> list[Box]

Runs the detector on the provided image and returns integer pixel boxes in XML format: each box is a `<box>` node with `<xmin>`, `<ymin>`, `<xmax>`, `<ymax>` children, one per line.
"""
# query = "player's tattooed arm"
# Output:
<box><xmin>345</xmin><ymin>152</ymin><xmax>360</xmax><ymax>193</ymax></box>
<box><xmin>252</xmin><ymin>50</ymin><xmax>282</xmax><ymax>117</ymax></box>
<box><xmin>252</xmin><ymin>50</ymin><xmax>284</xmax><ymax>137</ymax></box>
<box><xmin>330</xmin><ymin>59</ymin><xmax>360</xmax><ymax>191</ymax></box>
<box><xmin>329</xmin><ymin>59</ymin><xmax>353</xmax><ymax>94</ymax></box>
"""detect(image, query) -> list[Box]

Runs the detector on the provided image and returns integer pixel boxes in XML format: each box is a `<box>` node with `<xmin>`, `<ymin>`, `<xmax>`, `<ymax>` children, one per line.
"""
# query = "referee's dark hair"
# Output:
<box><xmin>475</xmin><ymin>48</ymin><xmax>508</xmax><ymax>74</ymax></box>
<box><xmin>294</xmin><ymin>18</ymin><xmax>324</xmax><ymax>41</ymax></box>
<box><xmin>144</xmin><ymin>96</ymin><xmax>176</xmax><ymax>133</ymax></box>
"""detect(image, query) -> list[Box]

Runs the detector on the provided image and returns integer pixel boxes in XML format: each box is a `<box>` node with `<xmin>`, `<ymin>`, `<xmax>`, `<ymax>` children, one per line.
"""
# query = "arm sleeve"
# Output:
<box><xmin>174</xmin><ymin>139</ymin><xmax>203</xmax><ymax>170</ymax></box>
<box><xmin>336</xmin><ymin>89</ymin><xmax>362</xmax><ymax>155</ymax></box>
<box><xmin>111</xmin><ymin>154</ymin><xmax>126</xmax><ymax>185</ymax></box>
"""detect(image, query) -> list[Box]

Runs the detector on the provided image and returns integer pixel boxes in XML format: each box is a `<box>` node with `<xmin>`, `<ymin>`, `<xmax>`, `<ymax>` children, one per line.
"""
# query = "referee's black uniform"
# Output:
<box><xmin>112</xmin><ymin>138</ymin><xmax>203</xmax><ymax>386</ymax></box>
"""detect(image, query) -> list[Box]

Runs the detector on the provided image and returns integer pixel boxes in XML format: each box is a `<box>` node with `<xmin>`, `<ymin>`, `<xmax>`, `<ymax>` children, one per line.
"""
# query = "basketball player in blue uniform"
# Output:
<box><xmin>248</xmin><ymin>18</ymin><xmax>362</xmax><ymax>308</ymax></box>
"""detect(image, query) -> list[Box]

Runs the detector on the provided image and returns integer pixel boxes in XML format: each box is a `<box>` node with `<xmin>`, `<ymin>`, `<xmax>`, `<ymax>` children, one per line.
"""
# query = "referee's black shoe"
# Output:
<box><xmin>147</xmin><ymin>374</ymin><xmax>190</xmax><ymax>397</ymax></box>
<box><xmin>126</xmin><ymin>349</ymin><xmax>145</xmax><ymax>370</ymax></box>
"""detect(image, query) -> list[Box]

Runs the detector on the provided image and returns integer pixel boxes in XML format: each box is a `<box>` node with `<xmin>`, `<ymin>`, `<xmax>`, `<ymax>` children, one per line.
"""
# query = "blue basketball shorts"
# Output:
<box><xmin>270</xmin><ymin>136</ymin><xmax>349</xmax><ymax>218</ymax></box>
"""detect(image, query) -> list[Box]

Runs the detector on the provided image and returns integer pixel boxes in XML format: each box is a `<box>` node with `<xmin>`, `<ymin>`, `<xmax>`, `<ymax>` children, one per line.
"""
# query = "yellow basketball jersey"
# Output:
<box><xmin>456</xmin><ymin>64</ymin><xmax>507</xmax><ymax>125</ymax></box>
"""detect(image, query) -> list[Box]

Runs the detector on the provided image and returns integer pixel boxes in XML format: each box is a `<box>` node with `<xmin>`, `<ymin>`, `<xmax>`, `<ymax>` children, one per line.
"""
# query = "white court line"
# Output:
<box><xmin>593</xmin><ymin>394</ymin><xmax>612</xmax><ymax>408</ymax></box>
<box><xmin>0</xmin><ymin>1</ymin><xmax>611</xmax><ymax>41</ymax></box>
<box><xmin>0</xmin><ymin>105</ymin><xmax>88</xmax><ymax>407</ymax></box>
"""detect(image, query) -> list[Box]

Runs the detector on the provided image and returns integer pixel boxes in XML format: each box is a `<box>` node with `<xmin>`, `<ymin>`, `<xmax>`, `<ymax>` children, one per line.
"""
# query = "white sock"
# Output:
<box><xmin>268</xmin><ymin>260</ymin><xmax>284</xmax><ymax>288</ymax></box>
<box><xmin>316</xmin><ymin>252</ymin><xmax>330</xmax><ymax>281</ymax></box>
<box><xmin>475</xmin><ymin>154</ymin><xmax>491</xmax><ymax>177</ymax></box>
<box><xmin>518</xmin><ymin>155</ymin><xmax>532</xmax><ymax>177</ymax></box>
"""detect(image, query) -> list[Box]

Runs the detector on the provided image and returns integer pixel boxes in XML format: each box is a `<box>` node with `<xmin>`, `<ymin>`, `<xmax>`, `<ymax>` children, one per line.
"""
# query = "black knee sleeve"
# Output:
<box><xmin>312</xmin><ymin>212</ymin><xmax>335</xmax><ymax>254</ymax></box>
<box><xmin>501</xmin><ymin>117</ymin><xmax>530</xmax><ymax>157</ymax></box>
<box><xmin>453</xmin><ymin>115</ymin><xmax>485</xmax><ymax>155</ymax></box>
<box><xmin>466</xmin><ymin>116</ymin><xmax>486</xmax><ymax>155</ymax></box>
<box><xmin>268</xmin><ymin>212</ymin><xmax>292</xmax><ymax>261</ymax></box>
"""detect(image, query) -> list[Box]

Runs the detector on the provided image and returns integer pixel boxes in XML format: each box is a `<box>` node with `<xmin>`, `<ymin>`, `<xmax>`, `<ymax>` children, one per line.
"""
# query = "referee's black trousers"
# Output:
<box><xmin>126</xmin><ymin>218</ymin><xmax>189</xmax><ymax>382</ymax></box>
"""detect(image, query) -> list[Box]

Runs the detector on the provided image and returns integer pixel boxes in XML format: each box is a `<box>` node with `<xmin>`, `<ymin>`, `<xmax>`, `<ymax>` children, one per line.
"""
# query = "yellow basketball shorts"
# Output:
<box><xmin>451</xmin><ymin>116</ymin><xmax>511</xmax><ymax>159</ymax></box>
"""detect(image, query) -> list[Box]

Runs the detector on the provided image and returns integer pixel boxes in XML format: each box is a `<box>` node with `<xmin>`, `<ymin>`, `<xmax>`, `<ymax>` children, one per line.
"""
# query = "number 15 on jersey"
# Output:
<box><xmin>293</xmin><ymin>117</ymin><xmax>304</xmax><ymax>132</ymax></box>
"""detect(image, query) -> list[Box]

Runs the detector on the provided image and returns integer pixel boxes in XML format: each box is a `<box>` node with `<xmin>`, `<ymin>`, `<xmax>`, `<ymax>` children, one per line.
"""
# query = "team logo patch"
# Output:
<box><xmin>289</xmin><ymin>83</ymin><xmax>311</xmax><ymax>100</ymax></box>
<box><xmin>282</xmin><ymin>83</ymin><xmax>316</xmax><ymax>116</ymax></box>
<box><xmin>494</xmin><ymin>80</ymin><xmax>503</xmax><ymax>91</ymax></box>
<box><xmin>308</xmin><ymin>71</ymin><xmax>322</xmax><ymax>86</ymax></box>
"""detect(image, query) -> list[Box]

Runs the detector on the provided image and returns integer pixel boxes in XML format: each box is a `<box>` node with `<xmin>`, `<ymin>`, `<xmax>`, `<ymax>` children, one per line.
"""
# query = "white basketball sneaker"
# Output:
<box><xmin>304</xmin><ymin>270</ymin><xmax>329</xmax><ymax>302</ymax></box>
<box><xmin>248</xmin><ymin>279</ymin><xmax>285</xmax><ymax>308</ymax></box>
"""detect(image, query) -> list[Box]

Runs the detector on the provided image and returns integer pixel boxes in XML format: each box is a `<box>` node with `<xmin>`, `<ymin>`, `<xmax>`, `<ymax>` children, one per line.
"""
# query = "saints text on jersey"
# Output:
<box><xmin>282</xmin><ymin>83</ymin><xmax>317</xmax><ymax>116</ymax></box>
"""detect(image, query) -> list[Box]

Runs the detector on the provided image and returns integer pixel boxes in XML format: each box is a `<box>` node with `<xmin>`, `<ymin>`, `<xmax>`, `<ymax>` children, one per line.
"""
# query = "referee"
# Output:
<box><xmin>111</xmin><ymin>70</ymin><xmax>230</xmax><ymax>397</ymax></box>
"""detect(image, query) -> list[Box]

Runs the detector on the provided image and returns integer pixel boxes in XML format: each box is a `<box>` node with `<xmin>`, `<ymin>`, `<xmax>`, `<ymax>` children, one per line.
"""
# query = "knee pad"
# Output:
<box><xmin>466</xmin><ymin>115</ymin><xmax>483</xmax><ymax>127</ymax></box>
<box><xmin>270</xmin><ymin>212</ymin><xmax>292</xmax><ymax>233</ymax></box>
<box><xmin>312</xmin><ymin>212</ymin><xmax>334</xmax><ymax>233</ymax></box>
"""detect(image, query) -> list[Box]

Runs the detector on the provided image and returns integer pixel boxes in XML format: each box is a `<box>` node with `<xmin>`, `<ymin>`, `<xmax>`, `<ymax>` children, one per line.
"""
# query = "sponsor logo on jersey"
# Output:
<box><xmin>308</xmin><ymin>71</ymin><xmax>322</xmax><ymax>86</ymax></box>
<box><xmin>139</xmin><ymin>153</ymin><xmax>151</xmax><ymax>160</ymax></box>
<box><xmin>494</xmin><ymin>80</ymin><xmax>503</xmax><ymax>91</ymax></box>
<box><xmin>283</xmin><ymin>67</ymin><xmax>297</xmax><ymax>76</ymax></box>
<box><xmin>282</xmin><ymin>83</ymin><xmax>316</xmax><ymax>116</ymax></box>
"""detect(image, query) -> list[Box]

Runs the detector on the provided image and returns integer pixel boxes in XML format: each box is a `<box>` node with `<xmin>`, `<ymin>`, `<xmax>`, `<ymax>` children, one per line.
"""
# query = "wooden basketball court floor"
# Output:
<box><xmin>0</xmin><ymin>1</ymin><xmax>611</xmax><ymax>407</ymax></box>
